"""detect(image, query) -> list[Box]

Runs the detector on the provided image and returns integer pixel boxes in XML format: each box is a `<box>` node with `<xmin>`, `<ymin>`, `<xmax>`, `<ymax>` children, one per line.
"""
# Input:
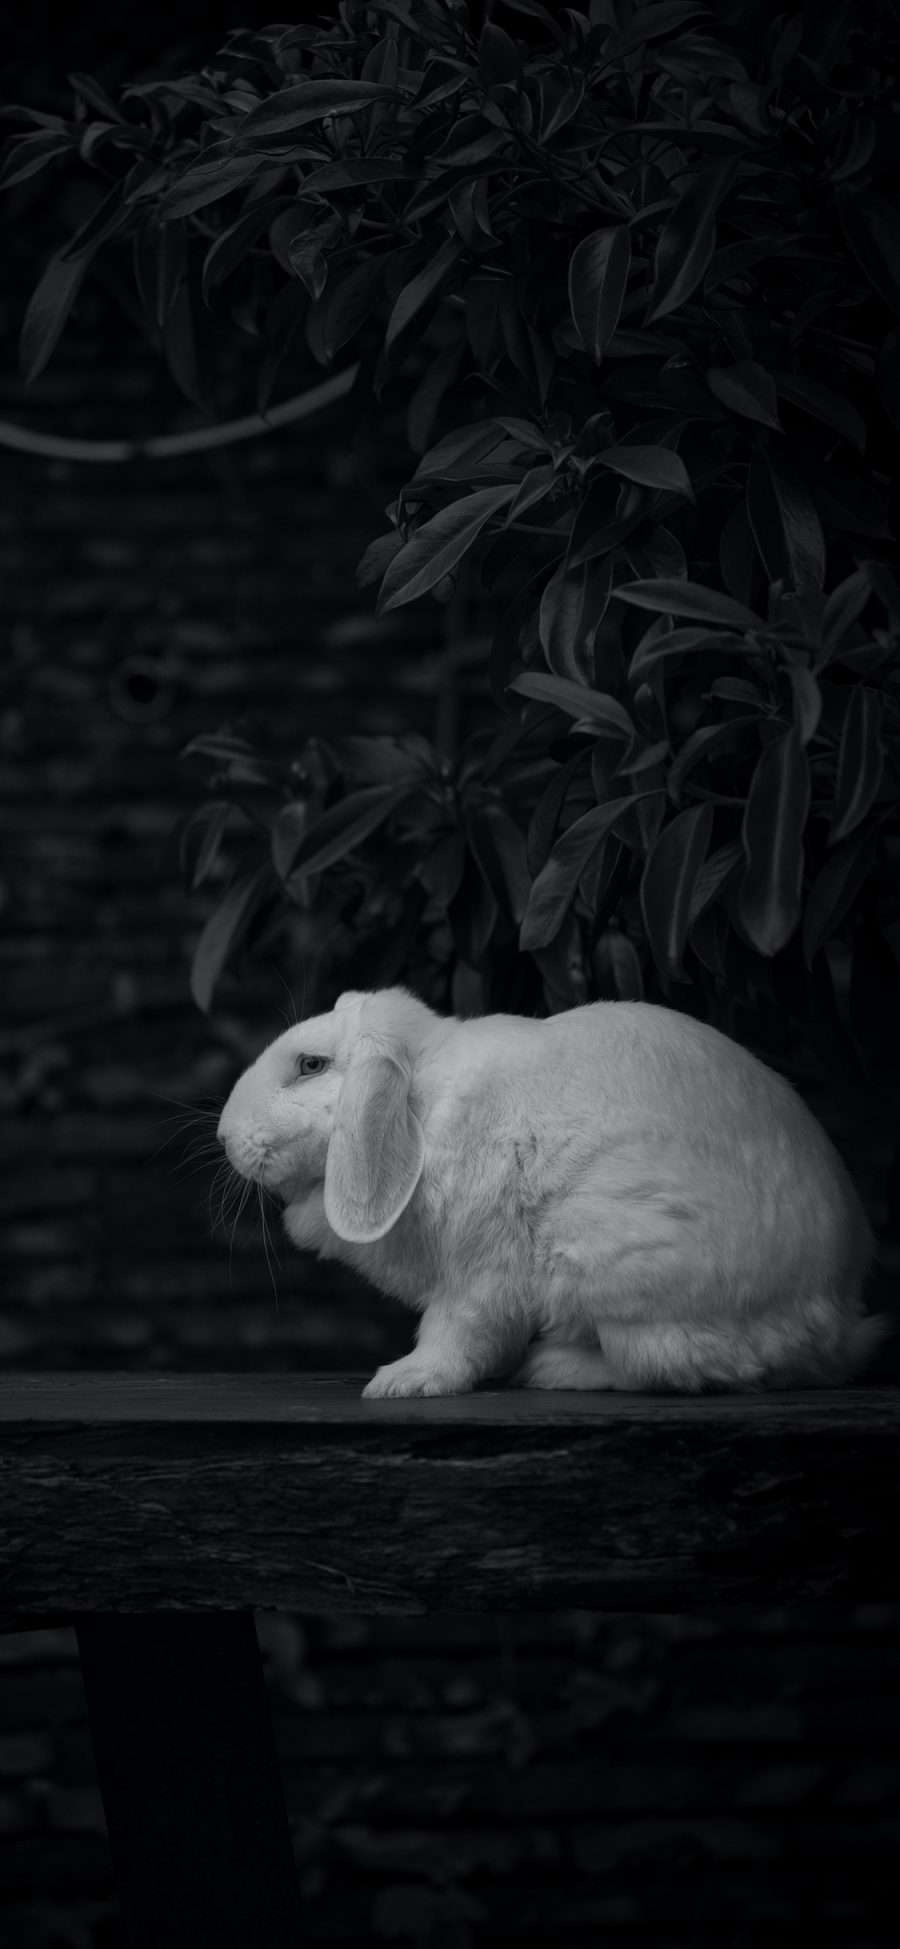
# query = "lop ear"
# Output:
<box><xmin>324</xmin><ymin>1034</ymin><xmax>425</xmax><ymax>1244</ymax></box>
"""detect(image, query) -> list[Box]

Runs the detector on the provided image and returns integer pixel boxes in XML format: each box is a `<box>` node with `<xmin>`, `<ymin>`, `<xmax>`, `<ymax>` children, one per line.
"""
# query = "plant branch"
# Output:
<box><xmin>0</xmin><ymin>365</ymin><xmax>359</xmax><ymax>464</ymax></box>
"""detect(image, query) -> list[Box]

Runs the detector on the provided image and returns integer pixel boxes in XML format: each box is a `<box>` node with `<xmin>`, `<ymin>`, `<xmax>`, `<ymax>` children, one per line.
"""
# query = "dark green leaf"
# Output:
<box><xmin>448</xmin><ymin>178</ymin><xmax>496</xmax><ymax>251</ymax></box>
<box><xmin>338</xmin><ymin>734</ymin><xmax>433</xmax><ymax>786</ymax></box>
<box><xmin>431</xmin><ymin>118</ymin><xmax>510</xmax><ymax>168</ymax></box>
<box><xmin>788</xmin><ymin>665</ymin><xmax>822</xmax><ymax>745</ymax></box>
<box><xmin>688</xmin><ymin>898</ymin><xmax>728</xmax><ymax>977</ymax></box>
<box><xmin>162</xmin><ymin>153</ymin><xmax>261</xmax><ymax>218</ymax></box>
<box><xmin>640</xmin><ymin>802</ymin><xmax>714</xmax><ymax>980</ymax></box>
<box><xmin>271</xmin><ymin>803</ymin><xmax>308</xmax><ymax>881</ymax></box>
<box><xmin>567</xmin><ymin>228</ymin><xmax>631</xmax><ymax>362</ymax></box>
<box><xmin>613</xmin><ymin>2</ymin><xmax>708</xmax><ymax>57</ymax></box>
<box><xmin>478</xmin><ymin>21</ymin><xmax>525</xmax><ymax>86</ymax></box>
<box><xmin>378</xmin><ymin>484</ymin><xmax>517</xmax><ymax>612</ymax></box>
<box><xmin>822</xmin><ymin>568</ymin><xmax>873</xmax><ymax>657</ymax></box>
<box><xmin>202</xmin><ymin>202</ymin><xmax>284</xmax><ymax>303</ymax></box>
<box><xmin>707</xmin><ymin>360</ymin><xmax>782</xmax><ymax>431</ymax></box>
<box><xmin>418</xmin><ymin>831</ymin><xmax>466</xmax><ymax>907</ymax></box>
<box><xmin>0</xmin><ymin>130</ymin><xmax>73</xmax><ymax>192</ymax></box>
<box><xmin>802</xmin><ymin>822</ymin><xmax>880</xmax><ymax>966</ymax></box>
<box><xmin>736</xmin><ymin>729</ymin><xmax>810</xmax><ymax>955</ymax></box>
<box><xmin>719</xmin><ymin>497</ymin><xmax>758</xmax><ymax>607</ymax></box>
<box><xmin>876</xmin><ymin>328</ymin><xmax>900</xmax><ymax>436</ymax></box>
<box><xmin>302</xmin><ymin>158</ymin><xmax>415</xmax><ymax>193</ymax></box>
<box><xmin>527</xmin><ymin>751</ymin><xmax>590</xmax><ymax>876</ymax></box>
<box><xmin>688</xmin><ymin>838</ymin><xmax>744</xmax><ymax>923</ymax></box>
<box><xmin>645</xmin><ymin>160</ymin><xmax>737</xmax><ymax>324</ymax></box>
<box><xmin>835</xmin><ymin>186</ymin><xmax>900</xmax><ymax>319</ymax></box>
<box><xmin>21</xmin><ymin>182</ymin><xmax>128</xmax><ymax>380</ymax></box>
<box><xmin>829</xmin><ymin>687</ymin><xmax>884</xmax><ymax>845</ymax></box>
<box><xmin>593</xmin><ymin>925</ymin><xmax>645</xmax><ymax>999</ymax></box>
<box><xmin>235</xmin><ymin>79</ymin><xmax>402</xmax><ymax>142</ymax></box>
<box><xmin>568</xmin><ymin>479</ymin><xmax>645</xmax><ymax>568</ymax></box>
<box><xmin>466</xmin><ymin>802</ymin><xmax>531</xmax><ymax>926</ymax></box>
<box><xmin>630</xmin><ymin>623</ymin><xmax>753</xmax><ymax>681</ymax></box>
<box><xmin>384</xmin><ymin>235</ymin><xmax>462</xmax><ymax>364</ymax></box>
<box><xmin>520</xmin><ymin>797</ymin><xmax>640</xmax><ymax>951</ymax></box>
<box><xmin>179</xmin><ymin>801</ymin><xmax>233</xmax><ymax>892</ymax></box>
<box><xmin>597</xmin><ymin>443</ymin><xmax>693</xmax><ymax>499</ymax></box>
<box><xmin>286</xmin><ymin>783</ymin><xmax>417</xmax><ymax>877</ymax></box>
<box><xmin>746</xmin><ymin>453</ymin><xmax>826</xmax><ymax>593</ymax></box>
<box><xmin>538</xmin><ymin>557</ymin><xmax>613</xmax><ymax>685</ymax></box>
<box><xmin>616</xmin><ymin>579</ymin><xmax>761</xmax><ymax>628</ymax></box>
<box><xmin>667</xmin><ymin>716</ymin><xmax>759</xmax><ymax>801</ymax></box>
<box><xmin>621</xmin><ymin>524</ymin><xmax>687</xmax><ymax>582</ymax></box>
<box><xmin>510</xmin><ymin>672</ymin><xmax>635</xmax><ymax>741</ymax></box>
<box><xmin>190</xmin><ymin>865</ymin><xmax>271</xmax><ymax>1014</ymax></box>
<box><xmin>163</xmin><ymin>279</ymin><xmax>206</xmax><ymax>411</ymax></box>
<box><xmin>20</xmin><ymin>251</ymin><xmax>91</xmax><ymax>384</ymax></box>
<box><xmin>450</xmin><ymin>847</ymin><xmax>498</xmax><ymax>967</ymax></box>
<box><xmin>771</xmin><ymin>370</ymin><xmax>866</xmax><ymax>455</ymax></box>
<box><xmin>356</xmin><ymin>529</ymin><xmax>405</xmax><ymax>588</ymax></box>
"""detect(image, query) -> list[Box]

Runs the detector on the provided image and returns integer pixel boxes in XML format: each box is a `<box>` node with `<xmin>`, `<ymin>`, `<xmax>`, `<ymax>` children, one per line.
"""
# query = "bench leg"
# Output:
<box><xmin>76</xmin><ymin>1613</ymin><xmax>303</xmax><ymax>1949</ymax></box>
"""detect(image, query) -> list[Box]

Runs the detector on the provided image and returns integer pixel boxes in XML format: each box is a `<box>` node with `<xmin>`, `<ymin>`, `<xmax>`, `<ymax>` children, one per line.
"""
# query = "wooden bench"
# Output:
<box><xmin>1</xmin><ymin>1372</ymin><xmax>898</xmax><ymax>1948</ymax></box>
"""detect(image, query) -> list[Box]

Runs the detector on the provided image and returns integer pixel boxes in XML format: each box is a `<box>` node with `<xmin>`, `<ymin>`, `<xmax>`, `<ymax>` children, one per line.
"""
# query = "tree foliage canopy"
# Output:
<box><xmin>5</xmin><ymin>0</ymin><xmax>900</xmax><ymax>1075</ymax></box>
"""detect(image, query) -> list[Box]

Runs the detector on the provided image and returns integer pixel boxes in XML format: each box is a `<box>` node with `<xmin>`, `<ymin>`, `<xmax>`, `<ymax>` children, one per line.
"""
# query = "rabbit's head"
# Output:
<box><xmin>217</xmin><ymin>988</ymin><xmax>436</xmax><ymax>1244</ymax></box>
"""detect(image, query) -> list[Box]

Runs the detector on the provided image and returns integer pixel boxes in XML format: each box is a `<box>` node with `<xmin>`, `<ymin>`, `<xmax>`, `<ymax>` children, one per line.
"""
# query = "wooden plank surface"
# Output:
<box><xmin>1</xmin><ymin>1373</ymin><xmax>898</xmax><ymax>1616</ymax></box>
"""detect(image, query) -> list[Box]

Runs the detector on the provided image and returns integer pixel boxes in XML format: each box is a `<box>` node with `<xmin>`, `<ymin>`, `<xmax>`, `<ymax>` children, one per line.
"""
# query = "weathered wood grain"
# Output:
<box><xmin>1</xmin><ymin>1374</ymin><xmax>898</xmax><ymax>1617</ymax></box>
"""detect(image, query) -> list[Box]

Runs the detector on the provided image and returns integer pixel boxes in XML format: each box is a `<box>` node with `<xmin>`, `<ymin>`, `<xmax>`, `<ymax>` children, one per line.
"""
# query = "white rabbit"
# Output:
<box><xmin>216</xmin><ymin>986</ymin><xmax>882</xmax><ymax>1398</ymax></box>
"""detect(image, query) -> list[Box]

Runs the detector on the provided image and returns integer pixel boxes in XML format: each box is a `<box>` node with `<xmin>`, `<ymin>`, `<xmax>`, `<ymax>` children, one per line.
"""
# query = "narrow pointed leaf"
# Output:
<box><xmin>835</xmin><ymin>186</ymin><xmax>900</xmax><ymax>319</ymax></box>
<box><xmin>527</xmin><ymin>751</ymin><xmax>589</xmax><ymax>876</ymax></box>
<box><xmin>736</xmin><ymin>729</ymin><xmax>810</xmax><ymax>955</ymax></box>
<box><xmin>538</xmin><ymin>557</ymin><xmax>613</xmax><ymax>684</ymax></box>
<box><xmin>616</xmin><ymin>579</ymin><xmax>761</xmax><ymax>628</ymax></box>
<box><xmin>384</xmin><ymin>236</ymin><xmax>462</xmax><ymax>362</ymax></box>
<box><xmin>235</xmin><ymin>79</ymin><xmax>402</xmax><ymax>141</ymax></box>
<box><xmin>772</xmin><ymin>371</ymin><xmax>866</xmax><ymax>455</ymax></box>
<box><xmin>802</xmin><ymin>822</ymin><xmax>880</xmax><ymax>966</ymax></box>
<box><xmin>640</xmin><ymin>802</ymin><xmax>714</xmax><ymax>980</ymax></box>
<box><xmin>747</xmin><ymin>450</ymin><xmax>826</xmax><ymax>592</ymax></box>
<box><xmin>567</xmin><ymin>227</ymin><xmax>631</xmax><ymax>361</ymax></box>
<box><xmin>597</xmin><ymin>443</ymin><xmax>693</xmax><ymax>500</ymax></box>
<box><xmin>822</xmin><ymin>568</ymin><xmax>873</xmax><ymax>656</ymax></box>
<box><xmin>378</xmin><ymin>484</ymin><xmax>517</xmax><ymax>612</ymax></box>
<box><xmin>162</xmin><ymin>153</ymin><xmax>262</xmax><ymax>217</ymax></box>
<box><xmin>21</xmin><ymin>184</ymin><xmax>128</xmax><ymax>381</ymax></box>
<box><xmin>510</xmin><ymin>672</ymin><xmax>635</xmax><ymax>741</ymax></box>
<box><xmin>190</xmin><ymin>865</ymin><xmax>270</xmax><ymax>1014</ymax></box>
<box><xmin>688</xmin><ymin>838</ymin><xmax>745</xmax><ymax>923</ymax></box>
<box><xmin>286</xmin><ymin>783</ymin><xmax>417</xmax><ymax>877</ymax></box>
<box><xmin>629</xmin><ymin>624</ymin><xmax>749</xmax><ymax>681</ymax></box>
<box><xmin>788</xmin><ymin>665</ymin><xmax>822</xmax><ymax>745</ymax></box>
<box><xmin>466</xmin><ymin>803</ymin><xmax>531</xmax><ymax>927</ymax></box>
<box><xmin>20</xmin><ymin>251</ymin><xmax>91</xmax><ymax>383</ymax></box>
<box><xmin>829</xmin><ymin>688</ymin><xmax>884</xmax><ymax>845</ymax></box>
<box><xmin>667</xmin><ymin>717</ymin><xmax>759</xmax><ymax>800</ymax></box>
<box><xmin>520</xmin><ymin>797</ymin><xmax>640</xmax><ymax>950</ymax></box>
<box><xmin>707</xmin><ymin>360</ymin><xmax>782</xmax><ymax>430</ymax></box>
<box><xmin>645</xmin><ymin>160</ymin><xmax>737</xmax><ymax>324</ymax></box>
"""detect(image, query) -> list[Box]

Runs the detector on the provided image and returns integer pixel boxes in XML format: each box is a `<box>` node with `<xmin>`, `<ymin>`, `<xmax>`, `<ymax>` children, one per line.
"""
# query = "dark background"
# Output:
<box><xmin>1</xmin><ymin>6</ymin><xmax>898</xmax><ymax>1947</ymax></box>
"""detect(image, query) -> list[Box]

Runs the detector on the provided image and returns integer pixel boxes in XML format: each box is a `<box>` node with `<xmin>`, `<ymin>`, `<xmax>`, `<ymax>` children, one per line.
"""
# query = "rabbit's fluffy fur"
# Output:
<box><xmin>217</xmin><ymin>986</ymin><xmax>881</xmax><ymax>1398</ymax></box>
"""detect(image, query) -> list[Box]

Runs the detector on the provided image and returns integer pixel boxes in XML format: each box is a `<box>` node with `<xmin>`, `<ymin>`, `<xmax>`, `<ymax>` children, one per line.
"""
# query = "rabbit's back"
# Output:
<box><xmin>511</xmin><ymin>1002</ymin><xmax>875</xmax><ymax>1386</ymax></box>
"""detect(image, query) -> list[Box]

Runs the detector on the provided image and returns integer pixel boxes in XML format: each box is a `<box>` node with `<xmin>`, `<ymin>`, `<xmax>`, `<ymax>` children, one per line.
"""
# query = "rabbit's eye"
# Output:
<box><xmin>295</xmin><ymin>1054</ymin><xmax>329</xmax><ymax>1079</ymax></box>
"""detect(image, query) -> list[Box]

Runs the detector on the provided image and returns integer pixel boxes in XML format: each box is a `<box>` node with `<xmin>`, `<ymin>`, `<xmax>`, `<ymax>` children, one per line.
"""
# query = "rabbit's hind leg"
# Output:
<box><xmin>509</xmin><ymin>1342</ymin><xmax>619</xmax><ymax>1390</ymax></box>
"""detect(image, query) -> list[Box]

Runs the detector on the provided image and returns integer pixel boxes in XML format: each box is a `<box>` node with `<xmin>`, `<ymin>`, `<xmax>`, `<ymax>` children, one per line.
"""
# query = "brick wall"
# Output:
<box><xmin>0</xmin><ymin>1607</ymin><xmax>897</xmax><ymax>1948</ymax></box>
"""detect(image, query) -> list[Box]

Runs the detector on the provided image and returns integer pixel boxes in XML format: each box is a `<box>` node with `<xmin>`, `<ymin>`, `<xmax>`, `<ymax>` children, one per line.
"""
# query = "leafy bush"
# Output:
<box><xmin>6</xmin><ymin>0</ymin><xmax>900</xmax><ymax>1079</ymax></box>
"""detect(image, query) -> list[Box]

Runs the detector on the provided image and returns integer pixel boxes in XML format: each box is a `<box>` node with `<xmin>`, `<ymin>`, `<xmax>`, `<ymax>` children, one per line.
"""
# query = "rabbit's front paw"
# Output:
<box><xmin>362</xmin><ymin>1357</ymin><xmax>468</xmax><ymax>1399</ymax></box>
